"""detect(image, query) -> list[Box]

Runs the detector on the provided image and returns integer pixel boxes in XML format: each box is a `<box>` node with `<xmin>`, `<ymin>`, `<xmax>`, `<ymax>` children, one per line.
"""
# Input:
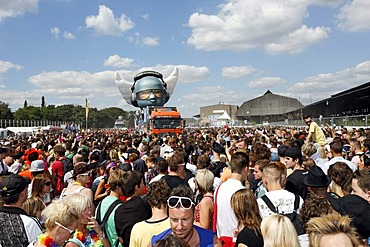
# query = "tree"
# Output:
<box><xmin>0</xmin><ymin>101</ymin><xmax>13</xmax><ymax>119</ymax></box>
<box><xmin>41</xmin><ymin>96</ymin><xmax>45</xmax><ymax>108</ymax></box>
<box><xmin>23</xmin><ymin>100</ymin><xmax>28</xmax><ymax>108</ymax></box>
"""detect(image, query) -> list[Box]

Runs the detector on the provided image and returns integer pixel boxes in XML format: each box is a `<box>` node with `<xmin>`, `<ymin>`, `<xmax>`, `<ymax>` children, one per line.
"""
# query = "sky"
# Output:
<box><xmin>1</xmin><ymin>0</ymin><xmax>370</xmax><ymax>118</ymax></box>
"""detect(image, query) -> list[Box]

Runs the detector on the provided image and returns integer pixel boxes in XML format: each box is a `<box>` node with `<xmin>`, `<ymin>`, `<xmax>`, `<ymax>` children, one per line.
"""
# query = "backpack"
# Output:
<box><xmin>96</xmin><ymin>199</ymin><xmax>122</xmax><ymax>247</ymax></box>
<box><xmin>261</xmin><ymin>194</ymin><xmax>305</xmax><ymax>235</ymax></box>
<box><xmin>62</xmin><ymin>157</ymin><xmax>74</xmax><ymax>177</ymax></box>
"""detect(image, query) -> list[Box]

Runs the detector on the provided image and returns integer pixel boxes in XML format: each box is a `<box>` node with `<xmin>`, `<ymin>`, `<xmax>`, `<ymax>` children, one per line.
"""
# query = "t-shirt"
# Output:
<box><xmin>129</xmin><ymin>217</ymin><xmax>170</xmax><ymax>247</ymax></box>
<box><xmin>309</xmin><ymin>122</ymin><xmax>327</xmax><ymax>146</ymax></box>
<box><xmin>236</xmin><ymin>226</ymin><xmax>264</xmax><ymax>247</ymax></box>
<box><xmin>115</xmin><ymin>196</ymin><xmax>152</xmax><ymax>247</ymax></box>
<box><xmin>51</xmin><ymin>160</ymin><xmax>64</xmax><ymax>195</ymax></box>
<box><xmin>161</xmin><ymin>174</ymin><xmax>188</xmax><ymax>191</ymax></box>
<box><xmin>285</xmin><ymin>169</ymin><xmax>308</xmax><ymax>200</ymax></box>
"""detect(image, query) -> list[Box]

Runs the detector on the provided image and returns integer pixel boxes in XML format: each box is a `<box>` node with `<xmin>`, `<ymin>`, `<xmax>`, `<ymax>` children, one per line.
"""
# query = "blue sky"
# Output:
<box><xmin>1</xmin><ymin>0</ymin><xmax>370</xmax><ymax>118</ymax></box>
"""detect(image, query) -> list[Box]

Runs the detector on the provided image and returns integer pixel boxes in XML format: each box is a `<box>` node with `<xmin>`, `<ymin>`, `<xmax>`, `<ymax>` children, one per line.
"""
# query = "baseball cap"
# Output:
<box><xmin>30</xmin><ymin>160</ymin><xmax>45</xmax><ymax>172</ymax></box>
<box><xmin>327</xmin><ymin>193</ymin><xmax>370</xmax><ymax>238</ymax></box>
<box><xmin>0</xmin><ymin>174</ymin><xmax>30</xmax><ymax>197</ymax></box>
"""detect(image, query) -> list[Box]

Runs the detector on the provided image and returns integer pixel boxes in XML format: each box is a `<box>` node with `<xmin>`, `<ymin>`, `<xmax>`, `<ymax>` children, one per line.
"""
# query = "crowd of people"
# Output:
<box><xmin>0</xmin><ymin>114</ymin><xmax>370</xmax><ymax>247</ymax></box>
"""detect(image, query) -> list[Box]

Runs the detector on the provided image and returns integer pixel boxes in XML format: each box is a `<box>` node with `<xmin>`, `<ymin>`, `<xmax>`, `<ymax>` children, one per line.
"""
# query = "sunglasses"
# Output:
<box><xmin>80</xmin><ymin>171</ymin><xmax>92</xmax><ymax>177</ymax></box>
<box><xmin>167</xmin><ymin>196</ymin><xmax>195</xmax><ymax>209</ymax></box>
<box><xmin>55</xmin><ymin>221</ymin><xmax>76</xmax><ymax>236</ymax></box>
<box><xmin>45</xmin><ymin>181</ymin><xmax>52</xmax><ymax>186</ymax></box>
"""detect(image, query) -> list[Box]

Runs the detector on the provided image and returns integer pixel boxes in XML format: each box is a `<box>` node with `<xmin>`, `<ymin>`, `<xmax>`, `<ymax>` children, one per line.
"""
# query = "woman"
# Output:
<box><xmin>29</xmin><ymin>197</ymin><xmax>80</xmax><ymax>247</ymax></box>
<box><xmin>261</xmin><ymin>214</ymin><xmax>300</xmax><ymax>247</ymax></box>
<box><xmin>23</xmin><ymin>197</ymin><xmax>45</xmax><ymax>222</ymax></box>
<box><xmin>231</xmin><ymin>189</ymin><xmax>263</xmax><ymax>247</ymax></box>
<box><xmin>61</xmin><ymin>162</ymin><xmax>95</xmax><ymax>213</ymax></box>
<box><xmin>31</xmin><ymin>174</ymin><xmax>53</xmax><ymax>205</ymax></box>
<box><xmin>194</xmin><ymin>169</ymin><xmax>214</xmax><ymax>231</ymax></box>
<box><xmin>94</xmin><ymin>161</ymin><xmax>117</xmax><ymax>203</ymax></box>
<box><xmin>64</xmin><ymin>194</ymin><xmax>110</xmax><ymax>247</ymax></box>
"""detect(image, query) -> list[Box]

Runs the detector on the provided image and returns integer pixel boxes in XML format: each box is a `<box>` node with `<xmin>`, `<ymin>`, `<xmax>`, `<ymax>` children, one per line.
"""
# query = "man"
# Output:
<box><xmin>95</xmin><ymin>169</ymin><xmax>124</xmax><ymax>247</ymax></box>
<box><xmin>352</xmin><ymin>169</ymin><xmax>370</xmax><ymax>203</ymax></box>
<box><xmin>51</xmin><ymin>144</ymin><xmax>67</xmax><ymax>197</ymax></box>
<box><xmin>8</xmin><ymin>151</ymin><xmax>23</xmax><ymax>174</ymax></box>
<box><xmin>257</xmin><ymin>163</ymin><xmax>303</xmax><ymax>218</ymax></box>
<box><xmin>130</xmin><ymin>180</ymin><xmax>171</xmax><ymax>247</ymax></box>
<box><xmin>210</xmin><ymin>141</ymin><xmax>227</xmax><ymax>178</ymax></box>
<box><xmin>214</xmin><ymin>151</ymin><xmax>249</xmax><ymax>243</ymax></box>
<box><xmin>0</xmin><ymin>173</ymin><xmax>42</xmax><ymax>246</ymax></box>
<box><xmin>304</xmin><ymin>115</ymin><xmax>327</xmax><ymax>146</ymax></box>
<box><xmin>0</xmin><ymin>147</ymin><xmax>9</xmax><ymax>174</ymax></box>
<box><xmin>303</xmin><ymin>165</ymin><xmax>331</xmax><ymax>199</ymax></box>
<box><xmin>161</xmin><ymin>151</ymin><xmax>189</xmax><ymax>190</ymax></box>
<box><xmin>150</xmin><ymin>185</ymin><xmax>222</xmax><ymax>246</ymax></box>
<box><xmin>349</xmin><ymin>140</ymin><xmax>363</xmax><ymax>165</ymax></box>
<box><xmin>115</xmin><ymin>170</ymin><xmax>152</xmax><ymax>247</ymax></box>
<box><xmin>284</xmin><ymin>147</ymin><xmax>308</xmax><ymax>200</ymax></box>
<box><xmin>321</xmin><ymin>140</ymin><xmax>357</xmax><ymax>175</ymax></box>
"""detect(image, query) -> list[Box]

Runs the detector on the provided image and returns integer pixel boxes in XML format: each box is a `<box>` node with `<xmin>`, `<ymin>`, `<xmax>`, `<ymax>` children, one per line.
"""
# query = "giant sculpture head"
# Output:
<box><xmin>115</xmin><ymin>67</ymin><xmax>179</xmax><ymax>109</ymax></box>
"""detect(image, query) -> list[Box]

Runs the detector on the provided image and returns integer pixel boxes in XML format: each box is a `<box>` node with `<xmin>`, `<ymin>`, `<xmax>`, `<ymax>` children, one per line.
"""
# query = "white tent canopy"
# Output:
<box><xmin>217</xmin><ymin>110</ymin><xmax>231</xmax><ymax>120</ymax></box>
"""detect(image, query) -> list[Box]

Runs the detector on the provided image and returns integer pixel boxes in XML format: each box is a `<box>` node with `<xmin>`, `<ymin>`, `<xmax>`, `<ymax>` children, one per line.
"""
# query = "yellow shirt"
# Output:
<box><xmin>309</xmin><ymin>121</ymin><xmax>327</xmax><ymax>146</ymax></box>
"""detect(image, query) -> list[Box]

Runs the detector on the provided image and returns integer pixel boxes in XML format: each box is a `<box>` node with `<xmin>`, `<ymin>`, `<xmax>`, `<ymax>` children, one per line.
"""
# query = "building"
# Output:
<box><xmin>199</xmin><ymin>103</ymin><xmax>238</xmax><ymax>126</ymax></box>
<box><xmin>236</xmin><ymin>90</ymin><xmax>304</xmax><ymax>124</ymax></box>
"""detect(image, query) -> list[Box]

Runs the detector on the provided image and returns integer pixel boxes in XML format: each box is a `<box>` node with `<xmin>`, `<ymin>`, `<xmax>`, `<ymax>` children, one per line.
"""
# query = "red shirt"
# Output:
<box><xmin>52</xmin><ymin>160</ymin><xmax>64</xmax><ymax>195</ymax></box>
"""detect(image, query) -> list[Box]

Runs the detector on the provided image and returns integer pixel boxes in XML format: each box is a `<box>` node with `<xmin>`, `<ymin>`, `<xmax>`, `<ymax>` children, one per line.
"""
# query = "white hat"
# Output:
<box><xmin>30</xmin><ymin>160</ymin><xmax>45</xmax><ymax>172</ymax></box>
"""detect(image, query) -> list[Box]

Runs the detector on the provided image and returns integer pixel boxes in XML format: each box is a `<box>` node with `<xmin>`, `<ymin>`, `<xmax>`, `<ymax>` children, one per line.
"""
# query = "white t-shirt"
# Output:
<box><xmin>215</xmin><ymin>178</ymin><xmax>244</xmax><ymax>238</ymax></box>
<box><xmin>257</xmin><ymin>189</ymin><xmax>303</xmax><ymax>219</ymax></box>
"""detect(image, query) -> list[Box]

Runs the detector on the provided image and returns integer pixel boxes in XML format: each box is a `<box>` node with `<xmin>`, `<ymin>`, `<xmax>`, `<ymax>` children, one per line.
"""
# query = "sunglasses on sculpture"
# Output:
<box><xmin>167</xmin><ymin>196</ymin><xmax>195</xmax><ymax>209</ymax></box>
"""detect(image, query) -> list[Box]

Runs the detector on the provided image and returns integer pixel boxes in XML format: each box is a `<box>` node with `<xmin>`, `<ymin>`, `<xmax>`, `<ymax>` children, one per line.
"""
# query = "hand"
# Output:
<box><xmin>88</xmin><ymin>217</ymin><xmax>103</xmax><ymax>236</ymax></box>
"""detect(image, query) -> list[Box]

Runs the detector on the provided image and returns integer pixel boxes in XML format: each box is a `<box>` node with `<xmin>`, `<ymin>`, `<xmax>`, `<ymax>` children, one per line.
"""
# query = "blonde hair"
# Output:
<box><xmin>195</xmin><ymin>169</ymin><xmax>214</xmax><ymax>194</ymax></box>
<box><xmin>42</xmin><ymin>197</ymin><xmax>80</xmax><ymax>231</ymax></box>
<box><xmin>262</xmin><ymin>163</ymin><xmax>282</xmax><ymax>184</ymax></box>
<box><xmin>23</xmin><ymin>197</ymin><xmax>45</xmax><ymax>218</ymax></box>
<box><xmin>62</xmin><ymin>193</ymin><xmax>92</xmax><ymax>215</ymax></box>
<box><xmin>261</xmin><ymin>214</ymin><xmax>300</xmax><ymax>247</ymax></box>
<box><xmin>307</xmin><ymin>214</ymin><xmax>362</xmax><ymax>247</ymax></box>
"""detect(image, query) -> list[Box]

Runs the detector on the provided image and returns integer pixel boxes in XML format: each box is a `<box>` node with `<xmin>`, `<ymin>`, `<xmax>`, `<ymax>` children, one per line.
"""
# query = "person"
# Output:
<box><xmin>257</xmin><ymin>163</ymin><xmax>304</xmax><ymax>219</ymax></box>
<box><xmin>0</xmin><ymin>173</ymin><xmax>42</xmax><ymax>246</ymax></box>
<box><xmin>161</xmin><ymin>152</ymin><xmax>188</xmax><ymax>190</ymax></box>
<box><xmin>0</xmin><ymin>147</ymin><xmax>9</xmax><ymax>174</ymax></box>
<box><xmin>8</xmin><ymin>151</ymin><xmax>23</xmax><ymax>174</ymax></box>
<box><xmin>214</xmin><ymin>151</ymin><xmax>249</xmax><ymax>245</ymax></box>
<box><xmin>304</xmin><ymin>115</ymin><xmax>327</xmax><ymax>146</ymax></box>
<box><xmin>114</xmin><ymin>170</ymin><xmax>152</xmax><ymax>247</ymax></box>
<box><xmin>298</xmin><ymin>195</ymin><xmax>334</xmax><ymax>247</ymax></box>
<box><xmin>303</xmin><ymin>165</ymin><xmax>331</xmax><ymax>199</ymax></box>
<box><xmin>22</xmin><ymin>197</ymin><xmax>45</xmax><ymax>221</ymax></box>
<box><xmin>327</xmin><ymin>162</ymin><xmax>352</xmax><ymax>197</ymax></box>
<box><xmin>357</xmin><ymin>152</ymin><xmax>370</xmax><ymax>170</ymax></box>
<box><xmin>231</xmin><ymin>188</ymin><xmax>263</xmax><ymax>247</ymax></box>
<box><xmin>149</xmin><ymin>159</ymin><xmax>168</xmax><ymax>184</ymax></box>
<box><xmin>130</xmin><ymin>180</ymin><xmax>171</xmax><ymax>247</ymax></box>
<box><xmin>306</xmin><ymin>214</ymin><xmax>362</xmax><ymax>247</ymax></box>
<box><xmin>210</xmin><ymin>142</ymin><xmax>227</xmax><ymax>178</ymax></box>
<box><xmin>321</xmin><ymin>140</ymin><xmax>357</xmax><ymax>175</ymax></box>
<box><xmin>61</xmin><ymin>162</ymin><xmax>95</xmax><ymax>212</ymax></box>
<box><xmin>150</xmin><ymin>185</ymin><xmax>222</xmax><ymax>247</ymax></box>
<box><xmin>29</xmin><ymin>195</ymin><xmax>80</xmax><ymax>247</ymax></box>
<box><xmin>351</xmin><ymin>169</ymin><xmax>370</xmax><ymax>203</ymax></box>
<box><xmin>193</xmin><ymin>169</ymin><xmax>214</xmax><ymax>230</ymax></box>
<box><xmin>153</xmin><ymin>234</ymin><xmax>189</xmax><ymax>247</ymax></box>
<box><xmin>94</xmin><ymin>161</ymin><xmax>117</xmax><ymax>203</ymax></box>
<box><xmin>63</xmin><ymin>193</ymin><xmax>110</xmax><ymax>247</ymax></box>
<box><xmin>30</xmin><ymin>174</ymin><xmax>53</xmax><ymax>206</ymax></box>
<box><xmin>51</xmin><ymin>144</ymin><xmax>67</xmax><ymax>197</ymax></box>
<box><xmin>95</xmin><ymin>169</ymin><xmax>124</xmax><ymax>247</ymax></box>
<box><xmin>261</xmin><ymin>214</ymin><xmax>300</xmax><ymax>247</ymax></box>
<box><xmin>253</xmin><ymin>159</ymin><xmax>269</xmax><ymax>198</ymax></box>
<box><xmin>284</xmin><ymin>147</ymin><xmax>308</xmax><ymax>200</ymax></box>
<box><xmin>350</xmin><ymin>140</ymin><xmax>363</xmax><ymax>165</ymax></box>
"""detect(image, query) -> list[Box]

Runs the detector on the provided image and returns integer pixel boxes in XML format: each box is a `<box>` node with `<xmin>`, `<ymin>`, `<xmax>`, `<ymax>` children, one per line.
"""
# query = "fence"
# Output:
<box><xmin>0</xmin><ymin>119</ymin><xmax>67</xmax><ymax>129</ymax></box>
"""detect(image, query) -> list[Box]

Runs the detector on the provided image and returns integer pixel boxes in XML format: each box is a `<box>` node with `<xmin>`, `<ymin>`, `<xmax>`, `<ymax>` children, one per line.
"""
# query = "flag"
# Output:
<box><xmin>85</xmin><ymin>98</ymin><xmax>89</xmax><ymax>120</ymax></box>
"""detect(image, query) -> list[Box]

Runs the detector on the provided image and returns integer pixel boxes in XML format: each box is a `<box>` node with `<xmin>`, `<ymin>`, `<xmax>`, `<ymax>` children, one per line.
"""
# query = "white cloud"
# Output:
<box><xmin>288</xmin><ymin>60</ymin><xmax>370</xmax><ymax>104</ymax></box>
<box><xmin>51</xmin><ymin>27</ymin><xmax>60</xmax><ymax>39</ymax></box>
<box><xmin>142</xmin><ymin>37</ymin><xmax>160</xmax><ymax>46</ymax></box>
<box><xmin>248</xmin><ymin>77</ymin><xmax>285</xmax><ymax>88</ymax></box>
<box><xmin>85</xmin><ymin>5</ymin><xmax>134</xmax><ymax>36</ymax></box>
<box><xmin>0</xmin><ymin>0</ymin><xmax>38</xmax><ymax>22</ymax></box>
<box><xmin>187</xmin><ymin>0</ymin><xmax>332</xmax><ymax>54</ymax></box>
<box><xmin>265</xmin><ymin>25</ymin><xmax>330</xmax><ymax>55</ymax></box>
<box><xmin>63</xmin><ymin>31</ymin><xmax>76</xmax><ymax>39</ymax></box>
<box><xmin>0</xmin><ymin>60</ymin><xmax>22</xmax><ymax>74</ymax></box>
<box><xmin>222</xmin><ymin>65</ymin><xmax>257</xmax><ymax>79</ymax></box>
<box><xmin>141</xmin><ymin>14</ymin><xmax>149</xmax><ymax>20</ymax></box>
<box><xmin>104</xmin><ymin>55</ymin><xmax>135</xmax><ymax>68</ymax></box>
<box><xmin>337</xmin><ymin>0</ymin><xmax>370</xmax><ymax>32</ymax></box>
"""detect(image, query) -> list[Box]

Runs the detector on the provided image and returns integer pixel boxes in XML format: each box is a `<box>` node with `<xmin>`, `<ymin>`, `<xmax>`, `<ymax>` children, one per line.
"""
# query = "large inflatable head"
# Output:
<box><xmin>115</xmin><ymin>67</ymin><xmax>179</xmax><ymax>109</ymax></box>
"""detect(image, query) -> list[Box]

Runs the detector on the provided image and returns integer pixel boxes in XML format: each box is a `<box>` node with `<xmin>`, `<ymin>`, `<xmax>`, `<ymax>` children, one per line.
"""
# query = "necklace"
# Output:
<box><xmin>73</xmin><ymin>226</ymin><xmax>103</xmax><ymax>247</ymax></box>
<box><xmin>37</xmin><ymin>233</ymin><xmax>60</xmax><ymax>247</ymax></box>
<box><xmin>183</xmin><ymin>228</ymin><xmax>195</xmax><ymax>244</ymax></box>
<box><xmin>73</xmin><ymin>181</ymin><xmax>84</xmax><ymax>186</ymax></box>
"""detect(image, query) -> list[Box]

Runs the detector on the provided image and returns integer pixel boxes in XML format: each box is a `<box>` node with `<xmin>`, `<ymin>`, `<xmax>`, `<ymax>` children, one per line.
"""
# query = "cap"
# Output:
<box><xmin>0</xmin><ymin>174</ymin><xmax>30</xmax><ymax>197</ymax></box>
<box><xmin>327</xmin><ymin>193</ymin><xmax>370</xmax><ymax>238</ymax></box>
<box><xmin>212</xmin><ymin>142</ymin><xmax>225</xmax><ymax>154</ymax></box>
<box><xmin>304</xmin><ymin>165</ymin><xmax>331</xmax><ymax>187</ymax></box>
<box><xmin>30</xmin><ymin>160</ymin><xmax>45</xmax><ymax>172</ymax></box>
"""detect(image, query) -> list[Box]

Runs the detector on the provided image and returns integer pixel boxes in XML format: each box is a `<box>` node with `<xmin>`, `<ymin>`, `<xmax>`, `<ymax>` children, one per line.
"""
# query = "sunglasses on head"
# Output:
<box><xmin>80</xmin><ymin>171</ymin><xmax>92</xmax><ymax>177</ymax></box>
<box><xmin>55</xmin><ymin>221</ymin><xmax>75</xmax><ymax>236</ymax></box>
<box><xmin>167</xmin><ymin>196</ymin><xmax>195</xmax><ymax>209</ymax></box>
<box><xmin>45</xmin><ymin>181</ymin><xmax>52</xmax><ymax>186</ymax></box>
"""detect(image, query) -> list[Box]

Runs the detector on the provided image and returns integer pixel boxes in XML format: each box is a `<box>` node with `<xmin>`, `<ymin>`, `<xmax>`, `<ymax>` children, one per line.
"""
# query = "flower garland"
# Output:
<box><xmin>37</xmin><ymin>233</ymin><xmax>60</xmax><ymax>247</ymax></box>
<box><xmin>22</xmin><ymin>148</ymin><xmax>43</xmax><ymax>166</ymax></box>
<box><xmin>73</xmin><ymin>226</ymin><xmax>103</xmax><ymax>247</ymax></box>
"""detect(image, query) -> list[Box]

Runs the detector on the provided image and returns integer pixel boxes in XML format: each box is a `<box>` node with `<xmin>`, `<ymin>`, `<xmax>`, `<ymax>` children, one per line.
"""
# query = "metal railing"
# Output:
<box><xmin>0</xmin><ymin>119</ymin><xmax>67</xmax><ymax>129</ymax></box>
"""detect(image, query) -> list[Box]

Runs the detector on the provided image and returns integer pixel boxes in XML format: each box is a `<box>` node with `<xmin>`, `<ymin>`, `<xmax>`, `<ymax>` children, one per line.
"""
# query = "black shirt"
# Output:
<box><xmin>236</xmin><ymin>226</ymin><xmax>264</xmax><ymax>247</ymax></box>
<box><xmin>285</xmin><ymin>169</ymin><xmax>308</xmax><ymax>200</ymax></box>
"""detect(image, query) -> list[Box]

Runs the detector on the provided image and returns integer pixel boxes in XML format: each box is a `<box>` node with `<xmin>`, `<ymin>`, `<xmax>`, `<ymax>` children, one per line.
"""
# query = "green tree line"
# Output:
<box><xmin>0</xmin><ymin>98</ymin><xmax>132</xmax><ymax>128</ymax></box>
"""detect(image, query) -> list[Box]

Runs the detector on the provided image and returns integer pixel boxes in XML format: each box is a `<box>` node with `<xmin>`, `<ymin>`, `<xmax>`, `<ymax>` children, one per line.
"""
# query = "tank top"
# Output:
<box><xmin>194</xmin><ymin>195</ymin><xmax>214</xmax><ymax>231</ymax></box>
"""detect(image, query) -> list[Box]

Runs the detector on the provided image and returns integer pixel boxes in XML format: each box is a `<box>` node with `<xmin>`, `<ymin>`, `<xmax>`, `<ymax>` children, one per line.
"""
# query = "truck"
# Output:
<box><xmin>114</xmin><ymin>116</ymin><xmax>126</xmax><ymax>129</ymax></box>
<box><xmin>147</xmin><ymin>107</ymin><xmax>184</xmax><ymax>135</ymax></box>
